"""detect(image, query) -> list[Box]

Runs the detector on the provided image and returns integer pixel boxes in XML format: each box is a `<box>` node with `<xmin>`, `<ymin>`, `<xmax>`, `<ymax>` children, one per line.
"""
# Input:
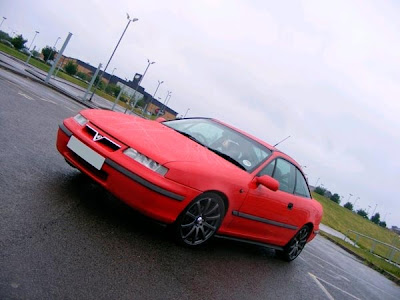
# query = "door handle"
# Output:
<box><xmin>287</xmin><ymin>203</ymin><xmax>294</xmax><ymax>210</ymax></box>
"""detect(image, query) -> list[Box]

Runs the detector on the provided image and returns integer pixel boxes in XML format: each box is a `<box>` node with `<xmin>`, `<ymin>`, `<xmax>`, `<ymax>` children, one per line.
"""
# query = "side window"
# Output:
<box><xmin>273</xmin><ymin>158</ymin><xmax>295</xmax><ymax>193</ymax></box>
<box><xmin>294</xmin><ymin>169</ymin><xmax>311</xmax><ymax>198</ymax></box>
<box><xmin>257</xmin><ymin>159</ymin><xmax>276</xmax><ymax>177</ymax></box>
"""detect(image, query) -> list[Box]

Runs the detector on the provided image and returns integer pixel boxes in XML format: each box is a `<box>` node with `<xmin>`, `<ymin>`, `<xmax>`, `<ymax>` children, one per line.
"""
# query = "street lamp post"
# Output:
<box><xmin>315</xmin><ymin>177</ymin><xmax>320</xmax><ymax>187</ymax></box>
<box><xmin>158</xmin><ymin>90</ymin><xmax>171</xmax><ymax>116</ymax></box>
<box><xmin>353</xmin><ymin>197</ymin><xmax>360</xmax><ymax>207</ymax></box>
<box><xmin>0</xmin><ymin>17</ymin><xmax>7</xmax><ymax>30</ymax></box>
<box><xmin>127</xmin><ymin>58</ymin><xmax>155</xmax><ymax>113</ymax></box>
<box><xmin>46</xmin><ymin>36</ymin><xmax>61</xmax><ymax>62</ymax></box>
<box><xmin>89</xmin><ymin>13</ymin><xmax>138</xmax><ymax>101</ymax></box>
<box><xmin>104</xmin><ymin>67</ymin><xmax>117</xmax><ymax>91</ymax></box>
<box><xmin>184</xmin><ymin>108</ymin><xmax>190</xmax><ymax>118</ymax></box>
<box><xmin>371</xmin><ymin>204</ymin><xmax>378</xmax><ymax>216</ymax></box>
<box><xmin>29</xmin><ymin>31</ymin><xmax>39</xmax><ymax>50</ymax></box>
<box><xmin>347</xmin><ymin>193</ymin><xmax>353</xmax><ymax>203</ymax></box>
<box><xmin>143</xmin><ymin>80</ymin><xmax>163</xmax><ymax>116</ymax></box>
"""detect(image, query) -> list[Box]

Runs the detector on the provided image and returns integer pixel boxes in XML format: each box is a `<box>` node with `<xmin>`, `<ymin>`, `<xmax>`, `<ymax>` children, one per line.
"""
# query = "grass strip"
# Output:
<box><xmin>320</xmin><ymin>231</ymin><xmax>400</xmax><ymax>284</ymax></box>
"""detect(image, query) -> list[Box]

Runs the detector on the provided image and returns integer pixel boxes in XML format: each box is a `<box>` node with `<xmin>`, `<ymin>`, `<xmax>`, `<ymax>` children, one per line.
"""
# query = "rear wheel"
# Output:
<box><xmin>175</xmin><ymin>193</ymin><xmax>225</xmax><ymax>247</ymax></box>
<box><xmin>277</xmin><ymin>225</ymin><xmax>310</xmax><ymax>261</ymax></box>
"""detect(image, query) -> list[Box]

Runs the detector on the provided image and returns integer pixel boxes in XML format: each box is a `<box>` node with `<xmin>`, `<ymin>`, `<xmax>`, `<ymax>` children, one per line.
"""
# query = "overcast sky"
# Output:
<box><xmin>1</xmin><ymin>0</ymin><xmax>399</xmax><ymax>227</ymax></box>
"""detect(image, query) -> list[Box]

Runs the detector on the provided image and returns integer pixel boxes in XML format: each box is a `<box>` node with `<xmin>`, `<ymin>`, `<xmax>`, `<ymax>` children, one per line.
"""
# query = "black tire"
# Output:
<box><xmin>175</xmin><ymin>192</ymin><xmax>225</xmax><ymax>247</ymax></box>
<box><xmin>277</xmin><ymin>225</ymin><xmax>311</xmax><ymax>261</ymax></box>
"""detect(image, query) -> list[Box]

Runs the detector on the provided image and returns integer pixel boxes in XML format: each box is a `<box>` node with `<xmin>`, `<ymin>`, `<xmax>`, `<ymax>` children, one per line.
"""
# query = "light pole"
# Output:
<box><xmin>315</xmin><ymin>177</ymin><xmax>320</xmax><ymax>187</ymax></box>
<box><xmin>89</xmin><ymin>13</ymin><xmax>138</xmax><ymax>101</ymax></box>
<box><xmin>184</xmin><ymin>108</ymin><xmax>190</xmax><ymax>118</ymax></box>
<box><xmin>104</xmin><ymin>67</ymin><xmax>117</xmax><ymax>91</ymax></box>
<box><xmin>46</xmin><ymin>36</ymin><xmax>60</xmax><ymax>62</ymax></box>
<box><xmin>347</xmin><ymin>193</ymin><xmax>353</xmax><ymax>203</ymax></box>
<box><xmin>367</xmin><ymin>205</ymin><xmax>371</xmax><ymax>215</ymax></box>
<box><xmin>371</xmin><ymin>204</ymin><xmax>378</xmax><ymax>216</ymax></box>
<box><xmin>353</xmin><ymin>197</ymin><xmax>360</xmax><ymax>207</ymax></box>
<box><xmin>158</xmin><ymin>90</ymin><xmax>171</xmax><ymax>116</ymax></box>
<box><xmin>143</xmin><ymin>80</ymin><xmax>163</xmax><ymax>116</ymax></box>
<box><xmin>0</xmin><ymin>17</ymin><xmax>7</xmax><ymax>30</ymax></box>
<box><xmin>29</xmin><ymin>31</ymin><xmax>39</xmax><ymax>50</ymax></box>
<box><xmin>127</xmin><ymin>58</ymin><xmax>155</xmax><ymax>113</ymax></box>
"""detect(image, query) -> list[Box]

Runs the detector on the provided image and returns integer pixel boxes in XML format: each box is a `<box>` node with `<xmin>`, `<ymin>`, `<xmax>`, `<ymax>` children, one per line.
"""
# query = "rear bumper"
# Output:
<box><xmin>56</xmin><ymin>123</ymin><xmax>200</xmax><ymax>224</ymax></box>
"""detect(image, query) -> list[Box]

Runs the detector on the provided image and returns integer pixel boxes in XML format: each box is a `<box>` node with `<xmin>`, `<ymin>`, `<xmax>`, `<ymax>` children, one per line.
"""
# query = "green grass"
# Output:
<box><xmin>0</xmin><ymin>43</ymin><xmax>30</xmax><ymax>60</ymax></box>
<box><xmin>313</xmin><ymin>192</ymin><xmax>400</xmax><ymax>277</ymax></box>
<box><xmin>323</xmin><ymin>232</ymin><xmax>400</xmax><ymax>279</ymax></box>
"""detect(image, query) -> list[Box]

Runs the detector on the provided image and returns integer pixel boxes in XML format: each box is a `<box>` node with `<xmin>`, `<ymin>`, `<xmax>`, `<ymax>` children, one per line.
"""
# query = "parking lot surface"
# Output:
<box><xmin>1</xmin><ymin>68</ymin><xmax>399</xmax><ymax>299</ymax></box>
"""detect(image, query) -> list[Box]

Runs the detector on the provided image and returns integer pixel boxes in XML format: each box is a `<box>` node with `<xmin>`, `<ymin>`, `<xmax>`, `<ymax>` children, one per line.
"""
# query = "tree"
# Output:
<box><xmin>41</xmin><ymin>46</ymin><xmax>56</xmax><ymax>62</ymax></box>
<box><xmin>76</xmin><ymin>71</ymin><xmax>89</xmax><ymax>81</ymax></box>
<box><xmin>105</xmin><ymin>83</ymin><xmax>121</xmax><ymax>96</ymax></box>
<box><xmin>330</xmin><ymin>193</ymin><xmax>340</xmax><ymax>204</ymax></box>
<box><xmin>371</xmin><ymin>213</ymin><xmax>380</xmax><ymax>224</ymax></box>
<box><xmin>356</xmin><ymin>209</ymin><xmax>368</xmax><ymax>219</ymax></box>
<box><xmin>31</xmin><ymin>50</ymin><xmax>40</xmax><ymax>58</ymax></box>
<box><xmin>64</xmin><ymin>61</ymin><xmax>78</xmax><ymax>76</ymax></box>
<box><xmin>314</xmin><ymin>186</ymin><xmax>326</xmax><ymax>196</ymax></box>
<box><xmin>11</xmin><ymin>34</ymin><xmax>27</xmax><ymax>50</ymax></box>
<box><xmin>94</xmin><ymin>75</ymin><xmax>105</xmax><ymax>89</ymax></box>
<box><xmin>343</xmin><ymin>202</ymin><xmax>353</xmax><ymax>211</ymax></box>
<box><xmin>378</xmin><ymin>221</ymin><xmax>387</xmax><ymax>228</ymax></box>
<box><xmin>0</xmin><ymin>30</ymin><xmax>12</xmax><ymax>41</ymax></box>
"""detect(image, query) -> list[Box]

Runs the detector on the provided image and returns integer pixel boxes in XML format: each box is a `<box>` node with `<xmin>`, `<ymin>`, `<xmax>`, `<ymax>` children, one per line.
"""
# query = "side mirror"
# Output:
<box><xmin>255</xmin><ymin>175</ymin><xmax>279</xmax><ymax>191</ymax></box>
<box><xmin>155</xmin><ymin>117</ymin><xmax>166</xmax><ymax>123</ymax></box>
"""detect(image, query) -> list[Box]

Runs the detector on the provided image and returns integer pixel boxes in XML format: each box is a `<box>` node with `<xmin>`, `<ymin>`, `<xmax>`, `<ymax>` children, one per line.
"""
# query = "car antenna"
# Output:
<box><xmin>273</xmin><ymin>135</ymin><xmax>291</xmax><ymax>147</ymax></box>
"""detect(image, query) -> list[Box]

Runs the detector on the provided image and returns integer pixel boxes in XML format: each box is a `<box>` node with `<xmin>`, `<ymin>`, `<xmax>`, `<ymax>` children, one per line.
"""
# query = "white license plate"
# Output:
<box><xmin>67</xmin><ymin>136</ymin><xmax>105</xmax><ymax>170</ymax></box>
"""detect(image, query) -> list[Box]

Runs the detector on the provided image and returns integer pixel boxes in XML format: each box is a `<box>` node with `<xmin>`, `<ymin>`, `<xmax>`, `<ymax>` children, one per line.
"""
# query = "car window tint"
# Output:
<box><xmin>257</xmin><ymin>159</ymin><xmax>276</xmax><ymax>177</ymax></box>
<box><xmin>294</xmin><ymin>169</ymin><xmax>311</xmax><ymax>198</ymax></box>
<box><xmin>273</xmin><ymin>158</ymin><xmax>295</xmax><ymax>193</ymax></box>
<box><xmin>187</xmin><ymin>123</ymin><xmax>224</xmax><ymax>143</ymax></box>
<box><xmin>163</xmin><ymin>119</ymin><xmax>272</xmax><ymax>172</ymax></box>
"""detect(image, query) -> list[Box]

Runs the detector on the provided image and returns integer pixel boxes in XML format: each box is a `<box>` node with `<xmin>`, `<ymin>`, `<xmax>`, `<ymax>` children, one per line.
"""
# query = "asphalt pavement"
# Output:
<box><xmin>0</xmin><ymin>66</ymin><xmax>399</xmax><ymax>299</ymax></box>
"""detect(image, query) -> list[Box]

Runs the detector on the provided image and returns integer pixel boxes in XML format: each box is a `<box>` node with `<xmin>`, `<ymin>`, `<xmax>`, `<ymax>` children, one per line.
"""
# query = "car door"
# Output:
<box><xmin>229</xmin><ymin>157</ymin><xmax>302</xmax><ymax>246</ymax></box>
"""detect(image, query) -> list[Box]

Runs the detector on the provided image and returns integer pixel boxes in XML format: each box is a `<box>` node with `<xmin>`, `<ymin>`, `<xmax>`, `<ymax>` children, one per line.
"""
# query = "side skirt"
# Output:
<box><xmin>214</xmin><ymin>234</ymin><xmax>284</xmax><ymax>251</ymax></box>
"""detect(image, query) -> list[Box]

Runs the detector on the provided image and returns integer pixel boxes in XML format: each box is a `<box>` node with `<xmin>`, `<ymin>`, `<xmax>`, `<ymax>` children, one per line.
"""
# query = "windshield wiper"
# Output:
<box><xmin>174</xmin><ymin>129</ymin><xmax>246</xmax><ymax>171</ymax></box>
<box><xmin>207</xmin><ymin>148</ymin><xmax>246</xmax><ymax>171</ymax></box>
<box><xmin>174</xmin><ymin>130</ymin><xmax>205</xmax><ymax>146</ymax></box>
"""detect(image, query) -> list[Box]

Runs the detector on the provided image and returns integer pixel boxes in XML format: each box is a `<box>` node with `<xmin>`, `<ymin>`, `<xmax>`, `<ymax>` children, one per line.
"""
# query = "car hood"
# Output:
<box><xmin>82</xmin><ymin>110</ymin><xmax>240</xmax><ymax>170</ymax></box>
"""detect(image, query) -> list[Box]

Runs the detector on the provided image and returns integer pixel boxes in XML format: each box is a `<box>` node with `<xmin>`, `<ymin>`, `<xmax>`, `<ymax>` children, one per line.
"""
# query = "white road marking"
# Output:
<box><xmin>39</xmin><ymin>97</ymin><xmax>57</xmax><ymax>105</ymax></box>
<box><xmin>64</xmin><ymin>105</ymin><xmax>75</xmax><ymax>112</ymax></box>
<box><xmin>309</xmin><ymin>273</ymin><xmax>362</xmax><ymax>300</ymax></box>
<box><xmin>18</xmin><ymin>91</ymin><xmax>34</xmax><ymax>100</ymax></box>
<box><xmin>309</xmin><ymin>273</ymin><xmax>335</xmax><ymax>300</ymax></box>
<box><xmin>304</xmin><ymin>250</ymin><xmax>398</xmax><ymax>299</ymax></box>
<box><xmin>340</xmin><ymin>275</ymin><xmax>350</xmax><ymax>282</ymax></box>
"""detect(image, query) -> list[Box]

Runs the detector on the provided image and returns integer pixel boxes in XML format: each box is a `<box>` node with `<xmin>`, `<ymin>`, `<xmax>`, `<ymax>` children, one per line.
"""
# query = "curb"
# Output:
<box><xmin>320</xmin><ymin>231</ymin><xmax>400</xmax><ymax>285</ymax></box>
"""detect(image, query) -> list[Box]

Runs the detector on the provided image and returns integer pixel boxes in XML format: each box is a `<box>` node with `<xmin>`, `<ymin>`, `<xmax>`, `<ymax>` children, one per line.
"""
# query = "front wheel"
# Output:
<box><xmin>277</xmin><ymin>225</ymin><xmax>311</xmax><ymax>261</ymax></box>
<box><xmin>175</xmin><ymin>193</ymin><xmax>225</xmax><ymax>247</ymax></box>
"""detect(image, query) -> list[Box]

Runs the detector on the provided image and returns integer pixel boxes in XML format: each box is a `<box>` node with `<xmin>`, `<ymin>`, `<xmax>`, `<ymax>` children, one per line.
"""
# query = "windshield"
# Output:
<box><xmin>163</xmin><ymin>118</ymin><xmax>272</xmax><ymax>172</ymax></box>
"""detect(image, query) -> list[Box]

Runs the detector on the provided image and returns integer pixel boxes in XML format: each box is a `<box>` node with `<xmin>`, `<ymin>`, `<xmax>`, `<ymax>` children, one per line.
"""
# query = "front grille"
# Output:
<box><xmin>85</xmin><ymin>125</ymin><xmax>121</xmax><ymax>151</ymax></box>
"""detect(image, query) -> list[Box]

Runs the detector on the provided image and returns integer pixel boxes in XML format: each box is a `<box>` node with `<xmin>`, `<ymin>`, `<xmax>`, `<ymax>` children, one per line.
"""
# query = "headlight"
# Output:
<box><xmin>73</xmin><ymin>114</ymin><xmax>88</xmax><ymax>126</ymax></box>
<box><xmin>124</xmin><ymin>148</ymin><xmax>168</xmax><ymax>176</ymax></box>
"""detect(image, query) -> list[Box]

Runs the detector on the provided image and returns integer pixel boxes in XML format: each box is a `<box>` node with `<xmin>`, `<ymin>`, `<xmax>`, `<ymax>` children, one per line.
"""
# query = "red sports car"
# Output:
<box><xmin>57</xmin><ymin>109</ymin><xmax>322</xmax><ymax>261</ymax></box>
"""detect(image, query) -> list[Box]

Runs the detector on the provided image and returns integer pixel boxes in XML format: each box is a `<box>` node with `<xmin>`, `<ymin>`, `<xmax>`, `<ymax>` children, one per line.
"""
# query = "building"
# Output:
<box><xmin>56</xmin><ymin>56</ymin><xmax>178</xmax><ymax>119</ymax></box>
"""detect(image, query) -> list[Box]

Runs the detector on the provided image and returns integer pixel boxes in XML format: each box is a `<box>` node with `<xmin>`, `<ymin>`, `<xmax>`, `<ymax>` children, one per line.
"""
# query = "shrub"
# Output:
<box><xmin>64</xmin><ymin>61</ymin><xmax>78</xmax><ymax>76</ymax></box>
<box><xmin>343</xmin><ymin>202</ymin><xmax>353</xmax><ymax>211</ymax></box>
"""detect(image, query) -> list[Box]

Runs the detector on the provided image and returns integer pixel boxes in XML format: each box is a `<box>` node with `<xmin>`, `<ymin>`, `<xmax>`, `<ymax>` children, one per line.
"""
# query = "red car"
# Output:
<box><xmin>57</xmin><ymin>109</ymin><xmax>323</xmax><ymax>261</ymax></box>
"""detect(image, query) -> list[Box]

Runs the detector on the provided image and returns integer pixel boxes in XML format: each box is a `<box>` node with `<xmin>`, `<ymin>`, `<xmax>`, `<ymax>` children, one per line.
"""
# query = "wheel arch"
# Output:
<box><xmin>203</xmin><ymin>190</ymin><xmax>229</xmax><ymax>216</ymax></box>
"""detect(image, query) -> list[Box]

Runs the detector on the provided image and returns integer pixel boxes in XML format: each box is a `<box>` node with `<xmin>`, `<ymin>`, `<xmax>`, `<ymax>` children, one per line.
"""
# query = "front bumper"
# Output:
<box><xmin>56</xmin><ymin>121</ymin><xmax>201</xmax><ymax>224</ymax></box>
